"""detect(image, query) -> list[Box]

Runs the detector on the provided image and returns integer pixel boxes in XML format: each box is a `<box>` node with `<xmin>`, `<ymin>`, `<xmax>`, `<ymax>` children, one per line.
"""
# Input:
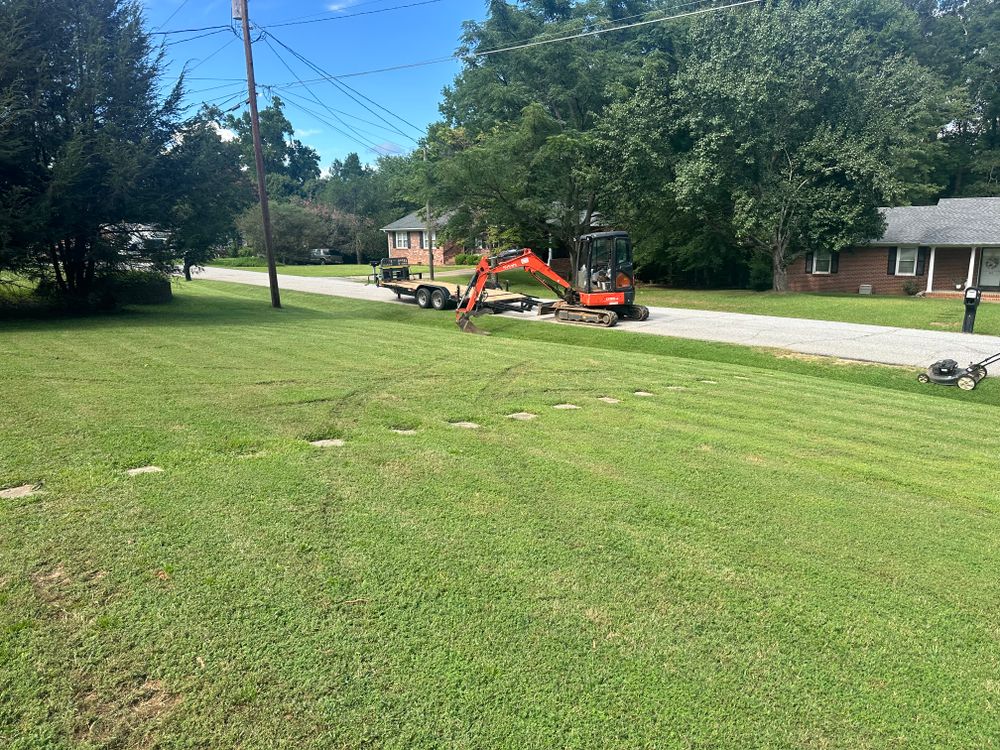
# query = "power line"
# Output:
<box><xmin>186</xmin><ymin>31</ymin><xmax>241</xmax><ymax>74</ymax></box>
<box><xmin>276</xmin><ymin>88</ymin><xmax>406</xmax><ymax>150</ymax></box>
<box><xmin>154</xmin><ymin>0</ymin><xmax>195</xmax><ymax>33</ymax></box>
<box><xmin>151</xmin><ymin>25</ymin><xmax>232</xmax><ymax>36</ymax></box>
<box><xmin>264</xmin><ymin>0</ymin><xmax>443</xmax><ymax>29</ymax></box>
<box><xmin>260</xmin><ymin>34</ymin><xmax>386</xmax><ymax>154</ymax></box>
<box><xmin>163</xmin><ymin>28</ymin><xmax>231</xmax><ymax>47</ymax></box>
<box><xmin>271</xmin><ymin>85</ymin><xmax>416</xmax><ymax>142</ymax></box>
<box><xmin>474</xmin><ymin>0</ymin><xmax>760</xmax><ymax>58</ymax></box>
<box><xmin>267</xmin><ymin>0</ymin><xmax>420</xmax><ymax>26</ymax></box>
<box><xmin>274</xmin><ymin>0</ymin><xmax>757</xmax><ymax>84</ymax></box>
<box><xmin>264</xmin><ymin>31</ymin><xmax>422</xmax><ymax>141</ymax></box>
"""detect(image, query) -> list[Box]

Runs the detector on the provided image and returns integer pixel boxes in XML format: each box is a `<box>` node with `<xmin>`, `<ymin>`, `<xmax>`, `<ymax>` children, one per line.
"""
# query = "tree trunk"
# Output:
<box><xmin>772</xmin><ymin>245</ymin><xmax>789</xmax><ymax>292</ymax></box>
<box><xmin>183</xmin><ymin>260</ymin><xmax>192</xmax><ymax>281</ymax></box>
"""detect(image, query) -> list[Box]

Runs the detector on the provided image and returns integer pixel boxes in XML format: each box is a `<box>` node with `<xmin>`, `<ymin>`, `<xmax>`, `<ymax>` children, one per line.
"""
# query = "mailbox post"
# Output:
<box><xmin>962</xmin><ymin>287</ymin><xmax>982</xmax><ymax>333</ymax></box>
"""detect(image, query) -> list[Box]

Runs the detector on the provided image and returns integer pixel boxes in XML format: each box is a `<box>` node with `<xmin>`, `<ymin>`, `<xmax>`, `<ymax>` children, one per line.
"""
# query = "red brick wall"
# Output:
<box><xmin>383</xmin><ymin>231</ymin><xmax>474</xmax><ymax>265</ymax></box>
<box><xmin>930</xmin><ymin>249</ymin><xmax>973</xmax><ymax>292</ymax></box>
<box><xmin>787</xmin><ymin>247</ymin><xmax>973</xmax><ymax>295</ymax></box>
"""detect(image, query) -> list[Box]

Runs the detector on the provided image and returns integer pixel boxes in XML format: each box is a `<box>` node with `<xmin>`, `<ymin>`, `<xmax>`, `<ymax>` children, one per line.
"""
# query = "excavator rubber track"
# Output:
<box><xmin>541</xmin><ymin>301</ymin><xmax>618</xmax><ymax>328</ymax></box>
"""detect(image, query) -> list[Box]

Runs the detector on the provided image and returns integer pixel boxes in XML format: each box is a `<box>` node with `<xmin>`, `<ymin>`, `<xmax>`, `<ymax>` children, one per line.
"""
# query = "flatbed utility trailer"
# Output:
<box><xmin>371</xmin><ymin>257</ymin><xmax>538</xmax><ymax>313</ymax></box>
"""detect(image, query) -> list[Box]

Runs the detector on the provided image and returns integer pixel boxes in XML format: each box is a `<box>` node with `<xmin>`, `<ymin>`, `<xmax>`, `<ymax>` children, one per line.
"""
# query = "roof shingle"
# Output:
<box><xmin>875</xmin><ymin>197</ymin><xmax>1000</xmax><ymax>246</ymax></box>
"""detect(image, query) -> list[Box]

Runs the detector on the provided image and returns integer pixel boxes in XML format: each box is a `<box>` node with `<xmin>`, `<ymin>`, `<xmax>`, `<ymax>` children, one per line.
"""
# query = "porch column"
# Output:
<box><xmin>966</xmin><ymin>247</ymin><xmax>978</xmax><ymax>289</ymax></box>
<box><xmin>926</xmin><ymin>246</ymin><xmax>936</xmax><ymax>294</ymax></box>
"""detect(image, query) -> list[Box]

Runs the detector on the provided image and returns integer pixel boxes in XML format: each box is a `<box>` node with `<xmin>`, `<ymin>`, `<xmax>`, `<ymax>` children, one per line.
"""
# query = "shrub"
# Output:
<box><xmin>902</xmin><ymin>280</ymin><xmax>920</xmax><ymax>296</ymax></box>
<box><xmin>748</xmin><ymin>257</ymin><xmax>773</xmax><ymax>291</ymax></box>
<box><xmin>106</xmin><ymin>271</ymin><xmax>173</xmax><ymax>305</ymax></box>
<box><xmin>453</xmin><ymin>252</ymin><xmax>484</xmax><ymax>265</ymax></box>
<box><xmin>209</xmin><ymin>256</ymin><xmax>269</xmax><ymax>267</ymax></box>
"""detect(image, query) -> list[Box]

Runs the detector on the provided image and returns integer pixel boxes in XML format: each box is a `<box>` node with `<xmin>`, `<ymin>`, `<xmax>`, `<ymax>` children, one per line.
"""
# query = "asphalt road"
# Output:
<box><xmin>197</xmin><ymin>267</ymin><xmax>1000</xmax><ymax>368</ymax></box>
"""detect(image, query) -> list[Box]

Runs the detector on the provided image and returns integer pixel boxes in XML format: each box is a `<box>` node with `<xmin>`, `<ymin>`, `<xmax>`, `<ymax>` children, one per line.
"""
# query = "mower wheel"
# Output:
<box><xmin>977</xmin><ymin>367</ymin><xmax>988</xmax><ymax>378</ymax></box>
<box><xmin>958</xmin><ymin>375</ymin><xmax>978</xmax><ymax>391</ymax></box>
<box><xmin>416</xmin><ymin>287</ymin><xmax>432</xmax><ymax>309</ymax></box>
<box><xmin>917</xmin><ymin>373</ymin><xmax>930</xmax><ymax>384</ymax></box>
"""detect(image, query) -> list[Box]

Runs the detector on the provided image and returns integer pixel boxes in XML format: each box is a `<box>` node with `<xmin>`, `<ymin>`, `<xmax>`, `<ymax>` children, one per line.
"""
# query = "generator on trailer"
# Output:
<box><xmin>456</xmin><ymin>231</ymin><xmax>649</xmax><ymax>334</ymax></box>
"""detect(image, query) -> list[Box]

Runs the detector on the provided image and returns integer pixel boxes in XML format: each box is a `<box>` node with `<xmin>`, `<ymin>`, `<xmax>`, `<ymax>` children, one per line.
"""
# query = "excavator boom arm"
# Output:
<box><xmin>456</xmin><ymin>249</ymin><xmax>572</xmax><ymax>333</ymax></box>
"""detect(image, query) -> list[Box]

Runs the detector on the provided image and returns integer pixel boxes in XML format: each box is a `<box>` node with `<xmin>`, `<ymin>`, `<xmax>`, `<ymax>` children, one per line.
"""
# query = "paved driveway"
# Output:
<box><xmin>197</xmin><ymin>267</ymin><xmax>1000</xmax><ymax>368</ymax></box>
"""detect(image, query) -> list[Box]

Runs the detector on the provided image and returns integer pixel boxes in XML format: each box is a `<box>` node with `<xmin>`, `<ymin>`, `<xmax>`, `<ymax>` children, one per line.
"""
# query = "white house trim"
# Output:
<box><xmin>925</xmin><ymin>246</ymin><xmax>936</xmax><ymax>293</ymax></box>
<box><xmin>966</xmin><ymin>247</ymin><xmax>978</xmax><ymax>289</ymax></box>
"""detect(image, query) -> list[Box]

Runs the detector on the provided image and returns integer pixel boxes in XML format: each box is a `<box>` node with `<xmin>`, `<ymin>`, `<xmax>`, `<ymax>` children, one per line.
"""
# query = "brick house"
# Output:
<box><xmin>380</xmin><ymin>211</ymin><xmax>480</xmax><ymax>266</ymax></box>
<box><xmin>788</xmin><ymin>197</ymin><xmax>1000</xmax><ymax>296</ymax></box>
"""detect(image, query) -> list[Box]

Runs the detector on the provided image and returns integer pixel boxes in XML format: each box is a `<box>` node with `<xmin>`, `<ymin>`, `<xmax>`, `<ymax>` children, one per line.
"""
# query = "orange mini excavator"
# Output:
<box><xmin>456</xmin><ymin>231</ymin><xmax>650</xmax><ymax>334</ymax></box>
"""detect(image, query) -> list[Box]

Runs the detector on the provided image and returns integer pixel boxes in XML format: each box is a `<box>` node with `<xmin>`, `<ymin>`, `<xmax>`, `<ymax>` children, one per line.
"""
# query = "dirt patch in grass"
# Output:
<box><xmin>74</xmin><ymin>677</ymin><xmax>181</xmax><ymax>744</ymax></box>
<box><xmin>30</xmin><ymin>564</ymin><xmax>71</xmax><ymax>605</ymax></box>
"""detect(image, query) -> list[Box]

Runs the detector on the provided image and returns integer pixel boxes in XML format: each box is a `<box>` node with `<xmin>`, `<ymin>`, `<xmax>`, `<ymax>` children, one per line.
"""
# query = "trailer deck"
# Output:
<box><xmin>371</xmin><ymin>258</ymin><xmax>539</xmax><ymax>314</ymax></box>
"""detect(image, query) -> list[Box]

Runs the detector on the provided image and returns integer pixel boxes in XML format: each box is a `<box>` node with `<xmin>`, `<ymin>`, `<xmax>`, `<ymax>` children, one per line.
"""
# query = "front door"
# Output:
<box><xmin>980</xmin><ymin>248</ymin><xmax>1000</xmax><ymax>289</ymax></box>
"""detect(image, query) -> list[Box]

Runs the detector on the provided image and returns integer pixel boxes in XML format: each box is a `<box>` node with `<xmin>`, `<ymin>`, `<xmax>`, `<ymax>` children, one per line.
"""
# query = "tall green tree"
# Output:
<box><xmin>236</xmin><ymin>202</ymin><xmax>332</xmax><ymax>265</ymax></box>
<box><xmin>226</xmin><ymin>97</ymin><xmax>321</xmax><ymax>199</ymax></box>
<box><xmin>610</xmin><ymin>0</ymin><xmax>941</xmax><ymax>290</ymax></box>
<box><xmin>0</xmin><ymin>0</ymin><xmax>183</xmax><ymax>302</ymax></box>
<box><xmin>164</xmin><ymin>109</ymin><xmax>254</xmax><ymax>280</ymax></box>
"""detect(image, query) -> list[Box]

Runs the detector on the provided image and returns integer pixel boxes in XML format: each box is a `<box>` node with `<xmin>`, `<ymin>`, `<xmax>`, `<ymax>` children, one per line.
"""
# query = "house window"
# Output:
<box><xmin>394</xmin><ymin>231</ymin><xmax>409</xmax><ymax>250</ymax></box>
<box><xmin>420</xmin><ymin>231</ymin><xmax>437</xmax><ymax>250</ymax></box>
<box><xmin>813</xmin><ymin>249</ymin><xmax>832</xmax><ymax>274</ymax></box>
<box><xmin>896</xmin><ymin>247</ymin><xmax>917</xmax><ymax>276</ymax></box>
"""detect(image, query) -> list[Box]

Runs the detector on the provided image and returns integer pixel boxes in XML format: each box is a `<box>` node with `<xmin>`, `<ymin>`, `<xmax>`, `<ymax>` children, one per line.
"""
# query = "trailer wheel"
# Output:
<box><xmin>416</xmin><ymin>287</ymin><xmax>432</xmax><ymax>309</ymax></box>
<box><xmin>958</xmin><ymin>375</ymin><xmax>978</xmax><ymax>391</ymax></box>
<box><xmin>431</xmin><ymin>288</ymin><xmax>447</xmax><ymax>310</ymax></box>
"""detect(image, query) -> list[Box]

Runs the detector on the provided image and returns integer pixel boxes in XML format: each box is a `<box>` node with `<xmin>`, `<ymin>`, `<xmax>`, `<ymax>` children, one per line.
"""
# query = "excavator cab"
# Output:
<box><xmin>576</xmin><ymin>232</ymin><xmax>637</xmax><ymax>307</ymax></box>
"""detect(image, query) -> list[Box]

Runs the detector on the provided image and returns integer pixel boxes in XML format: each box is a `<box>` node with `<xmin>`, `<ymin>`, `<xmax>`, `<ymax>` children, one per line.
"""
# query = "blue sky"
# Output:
<box><xmin>143</xmin><ymin>0</ymin><xmax>487</xmax><ymax>169</ymax></box>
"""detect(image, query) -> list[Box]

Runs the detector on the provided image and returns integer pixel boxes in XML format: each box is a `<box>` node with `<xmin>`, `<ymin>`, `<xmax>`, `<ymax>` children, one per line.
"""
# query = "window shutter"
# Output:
<box><xmin>831</xmin><ymin>253</ymin><xmax>839</xmax><ymax>274</ymax></box>
<box><xmin>805</xmin><ymin>252</ymin><xmax>814</xmax><ymax>274</ymax></box>
<box><xmin>887</xmin><ymin>248</ymin><xmax>897</xmax><ymax>276</ymax></box>
<box><xmin>916</xmin><ymin>247</ymin><xmax>929</xmax><ymax>276</ymax></box>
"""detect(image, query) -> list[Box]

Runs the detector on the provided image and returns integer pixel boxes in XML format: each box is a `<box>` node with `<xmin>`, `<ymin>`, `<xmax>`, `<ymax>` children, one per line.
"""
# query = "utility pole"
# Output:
<box><xmin>235</xmin><ymin>0</ymin><xmax>280</xmax><ymax>308</ymax></box>
<box><xmin>423</xmin><ymin>145</ymin><xmax>434</xmax><ymax>280</ymax></box>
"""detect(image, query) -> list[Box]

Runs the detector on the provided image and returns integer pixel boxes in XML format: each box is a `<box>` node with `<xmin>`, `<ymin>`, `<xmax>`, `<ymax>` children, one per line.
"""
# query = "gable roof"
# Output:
<box><xmin>381</xmin><ymin>210</ymin><xmax>454</xmax><ymax>232</ymax></box>
<box><xmin>874</xmin><ymin>197</ymin><xmax>1000</xmax><ymax>246</ymax></box>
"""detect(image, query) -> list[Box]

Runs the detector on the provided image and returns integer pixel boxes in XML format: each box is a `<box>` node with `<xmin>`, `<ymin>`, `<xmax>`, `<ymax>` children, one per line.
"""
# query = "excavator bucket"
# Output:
<box><xmin>457</xmin><ymin>313</ymin><xmax>490</xmax><ymax>335</ymax></box>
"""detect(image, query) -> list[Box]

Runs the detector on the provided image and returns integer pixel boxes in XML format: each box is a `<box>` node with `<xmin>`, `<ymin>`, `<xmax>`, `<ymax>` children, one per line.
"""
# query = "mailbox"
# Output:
<box><xmin>963</xmin><ymin>287</ymin><xmax>982</xmax><ymax>333</ymax></box>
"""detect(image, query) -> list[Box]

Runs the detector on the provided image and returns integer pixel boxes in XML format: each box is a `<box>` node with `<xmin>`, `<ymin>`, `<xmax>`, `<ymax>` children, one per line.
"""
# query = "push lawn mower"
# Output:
<box><xmin>918</xmin><ymin>352</ymin><xmax>1000</xmax><ymax>391</ymax></box>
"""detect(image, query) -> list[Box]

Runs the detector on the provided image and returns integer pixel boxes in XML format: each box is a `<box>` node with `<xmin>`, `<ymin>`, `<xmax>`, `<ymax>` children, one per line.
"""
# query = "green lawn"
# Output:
<box><xmin>3</xmin><ymin>283</ymin><xmax>999</xmax><ymax>748</ymax></box>
<box><xmin>207</xmin><ymin>263</ymin><xmax>475</xmax><ymax>278</ymax></box>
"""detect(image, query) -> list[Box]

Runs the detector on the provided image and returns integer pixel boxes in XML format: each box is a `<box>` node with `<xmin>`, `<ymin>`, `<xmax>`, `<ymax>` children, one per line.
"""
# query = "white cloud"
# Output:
<box><xmin>296</xmin><ymin>128</ymin><xmax>323</xmax><ymax>137</ymax></box>
<box><xmin>210</xmin><ymin>122</ymin><xmax>237</xmax><ymax>142</ymax></box>
<box><xmin>326</xmin><ymin>1</ymin><xmax>359</xmax><ymax>11</ymax></box>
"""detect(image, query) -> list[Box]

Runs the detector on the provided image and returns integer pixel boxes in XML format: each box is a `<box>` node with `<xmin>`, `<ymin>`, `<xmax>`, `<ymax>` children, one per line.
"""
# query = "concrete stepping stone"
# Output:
<box><xmin>391</xmin><ymin>429</ymin><xmax>418</xmax><ymax>436</ymax></box>
<box><xmin>553</xmin><ymin>404</ymin><xmax>580</xmax><ymax>410</ymax></box>
<box><xmin>450</xmin><ymin>421</ymin><xmax>480</xmax><ymax>429</ymax></box>
<box><xmin>507</xmin><ymin>412</ymin><xmax>538</xmax><ymax>421</ymax></box>
<box><xmin>127</xmin><ymin>466</ymin><xmax>163</xmax><ymax>477</ymax></box>
<box><xmin>598</xmin><ymin>397</ymin><xmax>621</xmax><ymax>404</ymax></box>
<box><xmin>699</xmin><ymin>380</ymin><xmax>719</xmax><ymax>385</ymax></box>
<box><xmin>634</xmin><ymin>391</ymin><xmax>654</xmax><ymax>397</ymax></box>
<box><xmin>735</xmin><ymin>376</ymin><xmax>751</xmax><ymax>381</ymax></box>
<box><xmin>0</xmin><ymin>484</ymin><xmax>39</xmax><ymax>499</ymax></box>
<box><xmin>310</xmin><ymin>439</ymin><xmax>345</xmax><ymax>448</ymax></box>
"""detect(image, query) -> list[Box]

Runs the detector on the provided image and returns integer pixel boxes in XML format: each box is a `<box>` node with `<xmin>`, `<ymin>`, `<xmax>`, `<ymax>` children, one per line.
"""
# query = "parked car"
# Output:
<box><xmin>309</xmin><ymin>248</ymin><xmax>344</xmax><ymax>265</ymax></box>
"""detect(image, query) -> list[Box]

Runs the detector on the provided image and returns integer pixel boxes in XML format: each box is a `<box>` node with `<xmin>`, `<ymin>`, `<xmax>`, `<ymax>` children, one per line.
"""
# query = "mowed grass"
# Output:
<box><xmin>497</xmin><ymin>271</ymin><xmax>1000</xmax><ymax>336</ymax></box>
<box><xmin>2</xmin><ymin>282</ymin><xmax>1000</xmax><ymax>749</ymax></box>
<box><xmin>208</xmin><ymin>263</ymin><xmax>475</xmax><ymax>278</ymax></box>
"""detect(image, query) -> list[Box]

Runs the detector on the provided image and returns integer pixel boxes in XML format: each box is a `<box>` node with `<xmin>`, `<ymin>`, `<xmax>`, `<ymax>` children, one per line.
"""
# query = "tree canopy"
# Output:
<box><xmin>420</xmin><ymin>0</ymin><xmax>998</xmax><ymax>290</ymax></box>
